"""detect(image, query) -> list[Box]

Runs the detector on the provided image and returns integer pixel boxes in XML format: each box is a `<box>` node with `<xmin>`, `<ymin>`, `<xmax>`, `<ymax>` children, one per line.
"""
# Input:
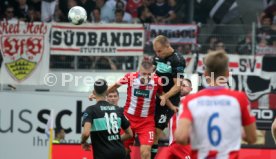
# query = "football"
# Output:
<box><xmin>68</xmin><ymin>6</ymin><xmax>87</xmax><ymax>25</ymax></box>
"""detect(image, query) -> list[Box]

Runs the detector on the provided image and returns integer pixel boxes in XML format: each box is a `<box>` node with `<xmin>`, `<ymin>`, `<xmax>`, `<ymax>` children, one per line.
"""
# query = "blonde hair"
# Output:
<box><xmin>153</xmin><ymin>35</ymin><xmax>170</xmax><ymax>46</ymax></box>
<box><xmin>204</xmin><ymin>51</ymin><xmax>229</xmax><ymax>79</ymax></box>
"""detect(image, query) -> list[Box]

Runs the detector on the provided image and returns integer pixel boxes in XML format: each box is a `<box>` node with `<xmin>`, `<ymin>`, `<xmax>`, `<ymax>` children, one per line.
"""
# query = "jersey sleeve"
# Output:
<box><xmin>171</xmin><ymin>54</ymin><xmax>186</xmax><ymax>78</ymax></box>
<box><xmin>238</xmin><ymin>92</ymin><xmax>256</xmax><ymax>126</ymax></box>
<box><xmin>179</xmin><ymin>98</ymin><xmax>193</xmax><ymax>121</ymax></box>
<box><xmin>117</xmin><ymin>73</ymin><xmax>131</xmax><ymax>85</ymax></box>
<box><xmin>82</xmin><ymin>106</ymin><xmax>94</xmax><ymax>126</ymax></box>
<box><xmin>121</xmin><ymin>114</ymin><xmax>130</xmax><ymax>130</ymax></box>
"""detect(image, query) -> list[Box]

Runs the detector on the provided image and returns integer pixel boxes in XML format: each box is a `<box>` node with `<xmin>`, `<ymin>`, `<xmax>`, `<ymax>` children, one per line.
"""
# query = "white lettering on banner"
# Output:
<box><xmin>149</xmin><ymin>24</ymin><xmax>198</xmax><ymax>44</ymax></box>
<box><xmin>197</xmin><ymin>54</ymin><xmax>263</xmax><ymax>75</ymax></box>
<box><xmin>50</xmin><ymin>23</ymin><xmax>144</xmax><ymax>56</ymax></box>
<box><xmin>0</xmin><ymin>21</ymin><xmax>50</xmax><ymax>84</ymax></box>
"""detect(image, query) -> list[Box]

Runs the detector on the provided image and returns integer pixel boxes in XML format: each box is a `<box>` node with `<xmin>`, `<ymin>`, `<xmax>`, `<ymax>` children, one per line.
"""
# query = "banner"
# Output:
<box><xmin>50</xmin><ymin>23</ymin><xmax>144</xmax><ymax>56</ymax></box>
<box><xmin>197</xmin><ymin>54</ymin><xmax>263</xmax><ymax>75</ymax></box>
<box><xmin>196</xmin><ymin>54</ymin><xmax>276</xmax><ymax>130</ymax></box>
<box><xmin>0</xmin><ymin>21</ymin><xmax>50</xmax><ymax>85</ymax></box>
<box><xmin>149</xmin><ymin>24</ymin><xmax>198</xmax><ymax>44</ymax></box>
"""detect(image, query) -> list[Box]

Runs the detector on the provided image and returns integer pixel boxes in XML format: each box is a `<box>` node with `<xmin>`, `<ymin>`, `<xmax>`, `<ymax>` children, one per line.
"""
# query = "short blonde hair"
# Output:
<box><xmin>204</xmin><ymin>51</ymin><xmax>229</xmax><ymax>79</ymax></box>
<box><xmin>153</xmin><ymin>35</ymin><xmax>170</xmax><ymax>46</ymax></box>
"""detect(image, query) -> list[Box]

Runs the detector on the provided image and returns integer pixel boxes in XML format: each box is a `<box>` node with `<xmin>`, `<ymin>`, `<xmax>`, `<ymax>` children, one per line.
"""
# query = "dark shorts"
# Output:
<box><xmin>154</xmin><ymin>97</ymin><xmax>180</xmax><ymax>130</ymax></box>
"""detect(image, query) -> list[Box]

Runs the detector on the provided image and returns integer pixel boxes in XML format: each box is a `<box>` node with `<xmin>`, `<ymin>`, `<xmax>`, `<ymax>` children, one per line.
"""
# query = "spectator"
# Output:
<box><xmin>150</xmin><ymin>0</ymin><xmax>176</xmax><ymax>23</ymax></box>
<box><xmin>14</xmin><ymin>0</ymin><xmax>29</xmax><ymax>21</ymax></box>
<box><xmin>26</xmin><ymin>6</ymin><xmax>41</xmax><ymax>22</ymax></box>
<box><xmin>53</xmin><ymin>128</ymin><xmax>65</xmax><ymax>144</ymax></box>
<box><xmin>76</xmin><ymin>0</ymin><xmax>95</xmax><ymax>22</ymax></box>
<box><xmin>204</xmin><ymin>36</ymin><xmax>218</xmax><ymax>53</ymax></box>
<box><xmin>137</xmin><ymin>5</ymin><xmax>156</xmax><ymax>25</ymax></box>
<box><xmin>214</xmin><ymin>40</ymin><xmax>226</xmax><ymax>52</ymax></box>
<box><xmin>115</xmin><ymin>0</ymin><xmax>132</xmax><ymax>23</ymax></box>
<box><xmin>1</xmin><ymin>5</ymin><xmax>18</xmax><ymax>22</ymax></box>
<box><xmin>137</xmin><ymin>0</ymin><xmax>154</xmax><ymax>20</ymax></box>
<box><xmin>91</xmin><ymin>7</ymin><xmax>105</xmax><ymax>23</ymax></box>
<box><xmin>168</xmin><ymin>0</ymin><xmax>187</xmax><ymax>23</ymax></box>
<box><xmin>93</xmin><ymin>56</ymin><xmax>117</xmax><ymax>70</ymax></box>
<box><xmin>95</xmin><ymin>0</ymin><xmax>116</xmax><ymax>22</ymax></box>
<box><xmin>58</xmin><ymin>0</ymin><xmax>78</xmax><ymax>22</ymax></box>
<box><xmin>114</xmin><ymin>9</ymin><xmax>125</xmax><ymax>23</ymax></box>
<box><xmin>236</xmin><ymin>33</ymin><xmax>252</xmax><ymax>55</ymax></box>
<box><xmin>125</xmin><ymin>0</ymin><xmax>143</xmax><ymax>18</ymax></box>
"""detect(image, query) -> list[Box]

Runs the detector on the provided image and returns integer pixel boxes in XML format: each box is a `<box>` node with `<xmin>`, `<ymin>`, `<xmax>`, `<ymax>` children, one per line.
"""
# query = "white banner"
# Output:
<box><xmin>0</xmin><ymin>21</ymin><xmax>50</xmax><ymax>85</ymax></box>
<box><xmin>197</xmin><ymin>54</ymin><xmax>263</xmax><ymax>75</ymax></box>
<box><xmin>149</xmin><ymin>24</ymin><xmax>198</xmax><ymax>44</ymax></box>
<box><xmin>50</xmin><ymin>23</ymin><xmax>145</xmax><ymax>56</ymax></box>
<box><xmin>0</xmin><ymin>91</ymin><xmax>128</xmax><ymax>159</ymax></box>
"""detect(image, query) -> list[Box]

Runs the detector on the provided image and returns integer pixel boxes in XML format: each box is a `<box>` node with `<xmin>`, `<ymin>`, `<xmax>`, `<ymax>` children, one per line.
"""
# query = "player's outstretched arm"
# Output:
<box><xmin>121</xmin><ymin>127</ymin><xmax>133</xmax><ymax>141</ymax></box>
<box><xmin>81</xmin><ymin>122</ymin><xmax>92</xmax><ymax>151</ymax></box>
<box><xmin>272</xmin><ymin>118</ymin><xmax>276</xmax><ymax>144</ymax></box>
<box><xmin>243</xmin><ymin>123</ymin><xmax>257</xmax><ymax>144</ymax></box>
<box><xmin>107</xmin><ymin>83</ymin><xmax>121</xmax><ymax>94</ymax></box>
<box><xmin>175</xmin><ymin>118</ymin><xmax>191</xmax><ymax>145</ymax></box>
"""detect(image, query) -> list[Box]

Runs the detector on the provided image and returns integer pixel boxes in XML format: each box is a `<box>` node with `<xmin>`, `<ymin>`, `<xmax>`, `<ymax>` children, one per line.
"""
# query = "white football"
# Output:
<box><xmin>68</xmin><ymin>6</ymin><xmax>87</xmax><ymax>25</ymax></box>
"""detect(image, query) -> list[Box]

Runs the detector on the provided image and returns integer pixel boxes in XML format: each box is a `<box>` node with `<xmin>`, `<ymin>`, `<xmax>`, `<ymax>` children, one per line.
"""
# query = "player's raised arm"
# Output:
<box><xmin>107</xmin><ymin>72</ymin><xmax>131</xmax><ymax>93</ymax></box>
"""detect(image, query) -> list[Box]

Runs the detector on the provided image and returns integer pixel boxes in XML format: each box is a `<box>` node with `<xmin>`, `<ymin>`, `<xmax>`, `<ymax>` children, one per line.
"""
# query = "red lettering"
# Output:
<box><xmin>23</xmin><ymin>22</ymin><xmax>48</xmax><ymax>34</ymax></box>
<box><xmin>0</xmin><ymin>21</ymin><xmax>20</xmax><ymax>34</ymax></box>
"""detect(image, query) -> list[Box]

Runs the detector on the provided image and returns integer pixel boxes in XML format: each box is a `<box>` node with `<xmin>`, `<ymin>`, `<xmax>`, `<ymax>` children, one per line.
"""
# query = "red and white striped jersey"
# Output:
<box><xmin>117</xmin><ymin>72</ymin><xmax>162</xmax><ymax>117</ymax></box>
<box><xmin>179</xmin><ymin>87</ymin><xmax>256</xmax><ymax>159</ymax></box>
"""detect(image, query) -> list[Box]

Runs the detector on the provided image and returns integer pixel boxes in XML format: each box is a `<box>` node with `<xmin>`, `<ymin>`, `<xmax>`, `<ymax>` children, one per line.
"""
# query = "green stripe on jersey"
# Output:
<box><xmin>91</xmin><ymin>117</ymin><xmax>122</xmax><ymax>132</ymax></box>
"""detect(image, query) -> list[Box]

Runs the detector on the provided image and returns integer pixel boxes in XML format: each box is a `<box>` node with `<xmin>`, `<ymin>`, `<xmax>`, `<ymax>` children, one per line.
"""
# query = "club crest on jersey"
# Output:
<box><xmin>1</xmin><ymin>35</ymin><xmax>44</xmax><ymax>81</ymax></box>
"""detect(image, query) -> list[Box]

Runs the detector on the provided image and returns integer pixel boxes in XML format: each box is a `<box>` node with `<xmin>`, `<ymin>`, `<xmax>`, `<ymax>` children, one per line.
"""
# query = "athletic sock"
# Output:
<box><xmin>151</xmin><ymin>144</ymin><xmax>158</xmax><ymax>159</ymax></box>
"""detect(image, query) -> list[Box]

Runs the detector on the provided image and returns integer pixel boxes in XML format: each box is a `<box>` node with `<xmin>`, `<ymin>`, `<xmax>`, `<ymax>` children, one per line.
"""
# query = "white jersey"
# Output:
<box><xmin>179</xmin><ymin>87</ymin><xmax>255</xmax><ymax>159</ymax></box>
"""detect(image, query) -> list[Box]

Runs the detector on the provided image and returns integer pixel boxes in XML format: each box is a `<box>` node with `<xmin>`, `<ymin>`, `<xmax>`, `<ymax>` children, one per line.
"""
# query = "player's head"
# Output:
<box><xmin>204</xmin><ymin>51</ymin><xmax>229</xmax><ymax>86</ymax></box>
<box><xmin>93</xmin><ymin>79</ymin><xmax>108</xmax><ymax>97</ymax></box>
<box><xmin>181</xmin><ymin>78</ymin><xmax>192</xmax><ymax>96</ymax></box>
<box><xmin>153</xmin><ymin>35</ymin><xmax>174</xmax><ymax>59</ymax></box>
<box><xmin>107</xmin><ymin>89</ymin><xmax>119</xmax><ymax>106</ymax></box>
<box><xmin>139</xmin><ymin>60</ymin><xmax>154</xmax><ymax>84</ymax></box>
<box><xmin>55</xmin><ymin>127</ymin><xmax>65</xmax><ymax>140</ymax></box>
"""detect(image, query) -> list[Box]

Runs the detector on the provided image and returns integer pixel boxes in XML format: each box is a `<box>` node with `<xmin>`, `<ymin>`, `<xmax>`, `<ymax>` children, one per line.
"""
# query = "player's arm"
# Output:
<box><xmin>271</xmin><ymin>118</ymin><xmax>276</xmax><ymax>143</ymax></box>
<box><xmin>160</xmin><ymin>78</ymin><xmax>181</xmax><ymax>106</ymax></box>
<box><xmin>243</xmin><ymin>123</ymin><xmax>257</xmax><ymax>144</ymax></box>
<box><xmin>107</xmin><ymin>73</ymin><xmax>131</xmax><ymax>93</ymax></box>
<box><xmin>81</xmin><ymin>122</ymin><xmax>91</xmax><ymax>151</ymax></box>
<box><xmin>81</xmin><ymin>109</ymin><xmax>93</xmax><ymax>151</ymax></box>
<box><xmin>175</xmin><ymin>118</ymin><xmax>191</xmax><ymax>145</ymax></box>
<box><xmin>121</xmin><ymin>127</ymin><xmax>133</xmax><ymax>141</ymax></box>
<box><xmin>120</xmin><ymin>113</ymin><xmax>133</xmax><ymax>141</ymax></box>
<box><xmin>156</xmin><ymin>90</ymin><xmax>178</xmax><ymax>113</ymax></box>
<box><xmin>239</xmin><ymin>93</ymin><xmax>257</xmax><ymax>144</ymax></box>
<box><xmin>175</xmin><ymin>99</ymin><xmax>192</xmax><ymax>145</ymax></box>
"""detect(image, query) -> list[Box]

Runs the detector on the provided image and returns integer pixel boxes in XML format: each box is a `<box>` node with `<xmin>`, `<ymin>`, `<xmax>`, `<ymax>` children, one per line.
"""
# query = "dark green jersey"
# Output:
<box><xmin>82</xmin><ymin>101</ymin><xmax>130</xmax><ymax>159</ymax></box>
